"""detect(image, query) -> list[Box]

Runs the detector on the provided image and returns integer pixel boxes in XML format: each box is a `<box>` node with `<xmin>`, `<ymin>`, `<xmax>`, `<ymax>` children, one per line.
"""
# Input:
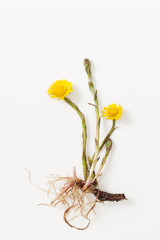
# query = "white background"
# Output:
<box><xmin>0</xmin><ymin>0</ymin><xmax>160</xmax><ymax>239</ymax></box>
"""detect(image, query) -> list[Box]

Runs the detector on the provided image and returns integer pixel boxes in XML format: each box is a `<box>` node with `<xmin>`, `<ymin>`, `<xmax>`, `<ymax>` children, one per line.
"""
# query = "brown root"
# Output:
<box><xmin>92</xmin><ymin>189</ymin><xmax>127</xmax><ymax>202</ymax></box>
<box><xmin>45</xmin><ymin>176</ymin><xmax>98</xmax><ymax>230</ymax></box>
<box><xmin>26</xmin><ymin>169</ymin><xmax>127</xmax><ymax>230</ymax></box>
<box><xmin>63</xmin><ymin>204</ymin><xmax>90</xmax><ymax>230</ymax></box>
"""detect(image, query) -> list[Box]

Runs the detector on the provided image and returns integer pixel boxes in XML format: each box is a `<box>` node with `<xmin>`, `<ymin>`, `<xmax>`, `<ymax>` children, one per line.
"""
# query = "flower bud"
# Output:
<box><xmin>84</xmin><ymin>59</ymin><xmax>92</xmax><ymax>78</ymax></box>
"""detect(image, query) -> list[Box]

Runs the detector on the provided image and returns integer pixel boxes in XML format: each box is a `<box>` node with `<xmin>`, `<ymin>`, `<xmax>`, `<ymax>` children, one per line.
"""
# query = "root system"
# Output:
<box><xmin>26</xmin><ymin>169</ymin><xmax>126</xmax><ymax>230</ymax></box>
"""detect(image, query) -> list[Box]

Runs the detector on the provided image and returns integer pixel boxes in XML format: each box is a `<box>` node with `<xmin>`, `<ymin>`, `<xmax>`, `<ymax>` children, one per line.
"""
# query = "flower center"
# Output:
<box><xmin>110</xmin><ymin>109</ymin><xmax>118</xmax><ymax>116</ymax></box>
<box><xmin>55</xmin><ymin>86</ymin><xmax>68</xmax><ymax>97</ymax></box>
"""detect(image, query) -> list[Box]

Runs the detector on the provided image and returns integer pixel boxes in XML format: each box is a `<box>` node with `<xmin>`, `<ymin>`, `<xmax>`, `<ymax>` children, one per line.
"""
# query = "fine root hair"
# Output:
<box><xmin>26</xmin><ymin>169</ymin><xmax>100</xmax><ymax>230</ymax></box>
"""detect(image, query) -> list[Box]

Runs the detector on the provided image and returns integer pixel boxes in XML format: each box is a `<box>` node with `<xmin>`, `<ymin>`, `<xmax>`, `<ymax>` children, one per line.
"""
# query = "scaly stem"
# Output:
<box><xmin>64</xmin><ymin>97</ymin><xmax>88</xmax><ymax>181</ymax></box>
<box><xmin>84</xmin><ymin>150</ymin><xmax>99</xmax><ymax>188</ymax></box>
<box><xmin>84</xmin><ymin>59</ymin><xmax>100</xmax><ymax>149</ymax></box>
<box><xmin>99</xmin><ymin>120</ymin><xmax>115</xmax><ymax>152</ymax></box>
<box><xmin>84</xmin><ymin>120</ymin><xmax>116</xmax><ymax>188</ymax></box>
<box><xmin>95</xmin><ymin>139</ymin><xmax>112</xmax><ymax>179</ymax></box>
<box><xmin>84</xmin><ymin>59</ymin><xmax>100</xmax><ymax>184</ymax></box>
<box><xmin>91</xmin><ymin>120</ymin><xmax>116</xmax><ymax>161</ymax></box>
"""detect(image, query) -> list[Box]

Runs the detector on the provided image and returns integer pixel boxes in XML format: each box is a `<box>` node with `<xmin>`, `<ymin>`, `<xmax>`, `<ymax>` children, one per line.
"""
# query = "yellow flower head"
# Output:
<box><xmin>47</xmin><ymin>80</ymin><xmax>73</xmax><ymax>100</ymax></box>
<box><xmin>102</xmin><ymin>104</ymin><xmax>123</xmax><ymax>120</ymax></box>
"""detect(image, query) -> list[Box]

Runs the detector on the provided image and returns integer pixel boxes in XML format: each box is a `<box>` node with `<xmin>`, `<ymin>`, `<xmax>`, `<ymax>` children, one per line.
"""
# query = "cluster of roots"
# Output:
<box><xmin>27</xmin><ymin>169</ymin><xmax>126</xmax><ymax>230</ymax></box>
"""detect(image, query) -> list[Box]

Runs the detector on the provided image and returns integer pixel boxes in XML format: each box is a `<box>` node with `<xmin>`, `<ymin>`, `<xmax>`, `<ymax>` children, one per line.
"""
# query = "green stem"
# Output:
<box><xmin>64</xmin><ymin>97</ymin><xmax>88</xmax><ymax>181</ymax></box>
<box><xmin>84</xmin><ymin>120</ymin><xmax>116</xmax><ymax>188</ymax></box>
<box><xmin>91</xmin><ymin>120</ymin><xmax>116</xmax><ymax>163</ymax></box>
<box><xmin>84</xmin><ymin>150</ymin><xmax>99</xmax><ymax>187</ymax></box>
<box><xmin>95</xmin><ymin>139</ymin><xmax>112</xmax><ymax>179</ymax></box>
<box><xmin>99</xmin><ymin>120</ymin><xmax>116</xmax><ymax>152</ymax></box>
<box><xmin>84</xmin><ymin>59</ymin><xmax>100</xmax><ymax>186</ymax></box>
<box><xmin>84</xmin><ymin>59</ymin><xmax>100</xmax><ymax>149</ymax></box>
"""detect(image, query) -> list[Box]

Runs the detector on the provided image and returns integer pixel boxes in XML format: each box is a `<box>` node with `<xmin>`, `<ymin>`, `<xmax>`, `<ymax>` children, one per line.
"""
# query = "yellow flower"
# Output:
<box><xmin>47</xmin><ymin>80</ymin><xmax>73</xmax><ymax>100</ymax></box>
<box><xmin>102</xmin><ymin>104</ymin><xmax>123</xmax><ymax>120</ymax></box>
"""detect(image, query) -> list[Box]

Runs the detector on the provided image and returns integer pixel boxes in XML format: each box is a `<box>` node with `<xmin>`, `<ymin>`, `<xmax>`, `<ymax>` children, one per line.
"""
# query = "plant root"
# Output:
<box><xmin>44</xmin><ymin>175</ymin><xmax>99</xmax><ymax>230</ymax></box>
<box><xmin>92</xmin><ymin>188</ymin><xmax>127</xmax><ymax>202</ymax></box>
<box><xmin>26</xmin><ymin>169</ymin><xmax>127</xmax><ymax>230</ymax></box>
<box><xmin>63</xmin><ymin>204</ymin><xmax>90</xmax><ymax>230</ymax></box>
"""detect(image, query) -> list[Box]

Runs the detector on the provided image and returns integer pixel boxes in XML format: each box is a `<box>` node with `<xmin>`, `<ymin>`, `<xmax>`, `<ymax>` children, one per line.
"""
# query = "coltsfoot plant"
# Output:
<box><xmin>31</xmin><ymin>59</ymin><xmax>127</xmax><ymax>230</ymax></box>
